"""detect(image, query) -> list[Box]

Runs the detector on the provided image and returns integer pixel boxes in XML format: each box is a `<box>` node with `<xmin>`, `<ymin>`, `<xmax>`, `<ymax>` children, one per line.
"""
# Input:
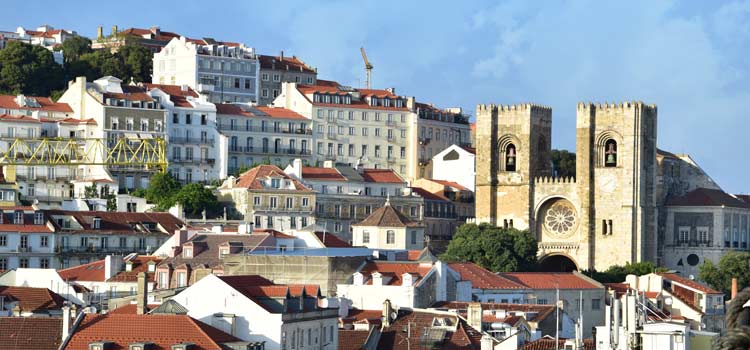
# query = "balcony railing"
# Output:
<box><xmin>386</xmin><ymin>120</ymin><xmax>397</xmax><ymax>127</ymax></box>
<box><xmin>171</xmin><ymin>158</ymin><xmax>216</xmax><ymax>165</ymax></box>
<box><xmin>56</xmin><ymin>246</ymin><xmax>152</xmax><ymax>255</ymax></box>
<box><xmin>418</xmin><ymin>137</ymin><xmax>431</xmax><ymax>145</ymax></box>
<box><xmin>327</xmin><ymin>133</ymin><xmax>337</xmax><ymax>140</ymax></box>
<box><xmin>217</xmin><ymin>124</ymin><xmax>312</xmax><ymax>135</ymax></box>
<box><xmin>170</xmin><ymin>137</ymin><xmax>215</xmax><ymax>145</ymax></box>
<box><xmin>252</xmin><ymin>206</ymin><xmax>313</xmax><ymax>212</ymax></box>
<box><xmin>228</xmin><ymin>146</ymin><xmax>311</xmax><ymax>156</ymax></box>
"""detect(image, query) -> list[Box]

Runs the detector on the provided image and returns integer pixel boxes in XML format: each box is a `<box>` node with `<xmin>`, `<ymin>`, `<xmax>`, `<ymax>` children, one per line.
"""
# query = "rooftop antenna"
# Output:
<box><xmin>360</xmin><ymin>47</ymin><xmax>373</xmax><ymax>89</ymax></box>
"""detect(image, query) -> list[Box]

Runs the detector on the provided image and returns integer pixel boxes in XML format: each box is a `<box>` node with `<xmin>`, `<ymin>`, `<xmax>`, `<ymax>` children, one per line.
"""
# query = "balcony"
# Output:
<box><xmin>387</xmin><ymin>135</ymin><xmax>397</xmax><ymax>143</ymax></box>
<box><xmin>17</xmin><ymin>246</ymin><xmax>31</xmax><ymax>253</ymax></box>
<box><xmin>386</xmin><ymin>120</ymin><xmax>397</xmax><ymax>127</ymax></box>
<box><xmin>418</xmin><ymin>158</ymin><xmax>431</xmax><ymax>167</ymax></box>
<box><xmin>171</xmin><ymin>158</ymin><xmax>216</xmax><ymax>165</ymax></box>
<box><xmin>418</xmin><ymin>137</ymin><xmax>431</xmax><ymax>145</ymax></box>
<box><xmin>217</xmin><ymin>124</ymin><xmax>312</xmax><ymax>135</ymax></box>
<box><xmin>228</xmin><ymin>146</ymin><xmax>312</xmax><ymax>156</ymax></box>
<box><xmin>20</xmin><ymin>195</ymin><xmax>68</xmax><ymax>203</ymax></box>
<box><xmin>57</xmin><ymin>245</ymin><xmax>151</xmax><ymax>255</ymax></box>
<box><xmin>170</xmin><ymin>137</ymin><xmax>215</xmax><ymax>145</ymax></box>
<box><xmin>327</xmin><ymin>133</ymin><xmax>337</xmax><ymax>140</ymax></box>
<box><xmin>196</xmin><ymin>83</ymin><xmax>215</xmax><ymax>93</ymax></box>
<box><xmin>253</xmin><ymin>205</ymin><xmax>313</xmax><ymax>212</ymax></box>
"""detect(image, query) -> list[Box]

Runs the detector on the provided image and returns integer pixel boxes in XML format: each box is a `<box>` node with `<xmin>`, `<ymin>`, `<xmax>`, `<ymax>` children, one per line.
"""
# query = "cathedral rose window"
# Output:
<box><xmin>543</xmin><ymin>201</ymin><xmax>578</xmax><ymax>236</ymax></box>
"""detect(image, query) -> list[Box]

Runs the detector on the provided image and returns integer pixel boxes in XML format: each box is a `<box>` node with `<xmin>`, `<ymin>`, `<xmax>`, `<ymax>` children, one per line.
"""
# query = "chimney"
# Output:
<box><xmin>382</xmin><ymin>299</ymin><xmax>393</xmax><ymax>327</ymax></box>
<box><xmin>467</xmin><ymin>302</ymin><xmax>482</xmax><ymax>331</ymax></box>
<box><xmin>111</xmin><ymin>25</ymin><xmax>117</xmax><ymax>36</ymax></box>
<box><xmin>96</xmin><ymin>26</ymin><xmax>103</xmax><ymax>39</ymax></box>
<box><xmin>291</xmin><ymin>159</ymin><xmax>302</xmax><ymax>179</ymax></box>
<box><xmin>372</xmin><ymin>272</ymin><xmax>383</xmax><ymax>286</ymax></box>
<box><xmin>323</xmin><ymin>160</ymin><xmax>334</xmax><ymax>168</ymax></box>
<box><xmin>480</xmin><ymin>334</ymin><xmax>494</xmax><ymax>350</ymax></box>
<box><xmin>62</xmin><ymin>304</ymin><xmax>74</xmax><ymax>340</ymax></box>
<box><xmin>732</xmin><ymin>278</ymin><xmax>738</xmax><ymax>300</ymax></box>
<box><xmin>280</xmin><ymin>50</ymin><xmax>284</xmax><ymax>61</ymax></box>
<box><xmin>181</xmin><ymin>84</ymin><xmax>189</xmax><ymax>92</ymax></box>
<box><xmin>401</xmin><ymin>273</ymin><xmax>414</xmax><ymax>287</ymax></box>
<box><xmin>168</xmin><ymin>229</ymin><xmax>188</xmax><ymax>257</ymax></box>
<box><xmin>136</xmin><ymin>272</ymin><xmax>148</xmax><ymax>315</ymax></box>
<box><xmin>150</xmin><ymin>26</ymin><xmax>160</xmax><ymax>35</ymax></box>
<box><xmin>104</xmin><ymin>255</ymin><xmax>122</xmax><ymax>280</ymax></box>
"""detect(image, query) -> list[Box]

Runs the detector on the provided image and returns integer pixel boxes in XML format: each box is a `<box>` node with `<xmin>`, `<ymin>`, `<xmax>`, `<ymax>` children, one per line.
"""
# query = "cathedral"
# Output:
<box><xmin>474</xmin><ymin>102</ymin><xmax>659</xmax><ymax>271</ymax></box>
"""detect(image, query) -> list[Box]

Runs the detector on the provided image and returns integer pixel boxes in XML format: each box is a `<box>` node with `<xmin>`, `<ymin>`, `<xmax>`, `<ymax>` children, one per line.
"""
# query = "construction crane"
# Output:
<box><xmin>360</xmin><ymin>47</ymin><xmax>373</xmax><ymax>89</ymax></box>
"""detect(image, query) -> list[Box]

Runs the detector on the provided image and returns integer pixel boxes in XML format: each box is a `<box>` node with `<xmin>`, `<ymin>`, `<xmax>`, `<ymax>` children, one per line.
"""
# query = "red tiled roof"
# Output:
<box><xmin>314</xmin><ymin>232</ymin><xmax>352</xmax><ymax>248</ymax></box>
<box><xmin>296</xmin><ymin>81</ymin><xmax>409</xmax><ymax>111</ymax></box>
<box><xmin>666</xmin><ymin>188</ymin><xmax>750</xmax><ymax>209</ymax></box>
<box><xmin>432</xmin><ymin>301</ymin><xmax>557</xmax><ymax>323</ymax></box>
<box><xmin>361</xmin><ymin>169</ymin><xmax>404</xmax><ymax>183</ymax></box>
<box><xmin>354</xmin><ymin>204</ymin><xmax>423</xmax><ymax>228</ymax></box>
<box><xmin>64</xmin><ymin>314</ymin><xmax>240</xmax><ymax>350</ymax></box>
<box><xmin>47</xmin><ymin>210</ymin><xmax>184</xmax><ymax>235</ymax></box>
<box><xmin>657</xmin><ymin>273</ymin><xmax>723</xmax><ymax>295</ymax></box>
<box><xmin>430</xmin><ymin>179</ymin><xmax>469</xmax><ymax>191</ymax></box>
<box><xmin>459</xmin><ymin>145</ymin><xmax>476</xmax><ymax>154</ymax></box>
<box><xmin>143</xmin><ymin>83</ymin><xmax>199</xmax><ymax>108</ymax></box>
<box><xmin>0</xmin><ymin>114</ymin><xmax>40</xmax><ymax>123</ymax></box>
<box><xmin>449</xmin><ymin>263</ymin><xmax>527</xmax><ymax>289</ymax></box>
<box><xmin>58</xmin><ymin>259</ymin><xmax>105</xmax><ymax>282</ymax></box>
<box><xmin>50</xmin><ymin>117</ymin><xmax>98</xmax><ymax>125</ymax></box>
<box><xmin>103</xmin><ymin>85</ymin><xmax>153</xmax><ymax>102</ymax></box>
<box><xmin>0</xmin><ymin>286</ymin><xmax>66</xmax><ymax>312</ymax></box>
<box><xmin>301</xmin><ymin>167</ymin><xmax>346</xmax><ymax>181</ymax></box>
<box><xmin>0</xmin><ymin>317</ymin><xmax>62</xmax><ymax>350</ymax></box>
<box><xmin>359</xmin><ymin>261</ymin><xmax>433</xmax><ymax>286</ymax></box>
<box><xmin>376</xmin><ymin>309</ymin><xmax>483</xmax><ymax>350</ymax></box>
<box><xmin>107</xmin><ymin>303</ymin><xmax>160</xmax><ymax>314</ymax></box>
<box><xmin>110</xmin><ymin>256</ymin><xmax>163</xmax><ymax>282</ymax></box>
<box><xmin>499</xmin><ymin>272</ymin><xmax>602</xmax><ymax>290</ymax></box>
<box><xmin>736</xmin><ymin>194</ymin><xmax>750</xmax><ymax>204</ymax></box>
<box><xmin>231</xmin><ymin>164</ymin><xmax>312</xmax><ymax>191</ymax></box>
<box><xmin>0</xmin><ymin>223</ymin><xmax>53</xmax><ymax>233</ymax></box>
<box><xmin>411</xmin><ymin>186</ymin><xmax>450</xmax><ymax>201</ymax></box>
<box><xmin>521</xmin><ymin>337</ymin><xmax>594</xmax><ymax>350</ymax></box>
<box><xmin>258</xmin><ymin>54</ymin><xmax>315</xmax><ymax>73</ymax></box>
<box><xmin>0</xmin><ymin>95</ymin><xmax>73</xmax><ymax>113</ymax></box>
<box><xmin>407</xmin><ymin>250</ymin><xmax>423</xmax><ymax>261</ymax></box>
<box><xmin>338</xmin><ymin>329</ymin><xmax>370</xmax><ymax>350</ymax></box>
<box><xmin>215</xmin><ymin>104</ymin><xmax>308</xmax><ymax>120</ymax></box>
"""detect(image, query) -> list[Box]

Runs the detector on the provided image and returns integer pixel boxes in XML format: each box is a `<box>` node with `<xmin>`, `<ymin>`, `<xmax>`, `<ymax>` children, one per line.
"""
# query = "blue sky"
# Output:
<box><xmin>4</xmin><ymin>0</ymin><xmax>749</xmax><ymax>193</ymax></box>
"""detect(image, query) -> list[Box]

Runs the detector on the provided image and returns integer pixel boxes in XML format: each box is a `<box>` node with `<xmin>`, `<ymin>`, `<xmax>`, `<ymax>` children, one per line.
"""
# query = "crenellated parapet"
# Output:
<box><xmin>577</xmin><ymin>101</ymin><xmax>657</xmax><ymax>111</ymax></box>
<box><xmin>534</xmin><ymin>176</ymin><xmax>576</xmax><ymax>184</ymax></box>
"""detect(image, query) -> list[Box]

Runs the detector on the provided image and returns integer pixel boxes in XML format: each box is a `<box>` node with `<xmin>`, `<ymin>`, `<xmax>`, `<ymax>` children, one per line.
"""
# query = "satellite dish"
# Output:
<box><xmin>390</xmin><ymin>311</ymin><xmax>398</xmax><ymax>321</ymax></box>
<box><xmin>688</xmin><ymin>274</ymin><xmax>695</xmax><ymax>280</ymax></box>
<box><xmin>664</xmin><ymin>297</ymin><xmax>673</xmax><ymax>306</ymax></box>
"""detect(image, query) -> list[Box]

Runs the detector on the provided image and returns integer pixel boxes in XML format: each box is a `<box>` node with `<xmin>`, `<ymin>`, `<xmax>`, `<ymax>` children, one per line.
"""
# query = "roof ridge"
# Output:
<box><xmin>187</xmin><ymin>315</ymin><xmax>224</xmax><ymax>349</ymax></box>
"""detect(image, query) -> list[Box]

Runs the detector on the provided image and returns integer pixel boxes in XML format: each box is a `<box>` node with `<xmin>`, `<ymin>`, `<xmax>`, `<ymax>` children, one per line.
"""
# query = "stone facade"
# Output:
<box><xmin>475</xmin><ymin>102</ymin><xmax>658</xmax><ymax>271</ymax></box>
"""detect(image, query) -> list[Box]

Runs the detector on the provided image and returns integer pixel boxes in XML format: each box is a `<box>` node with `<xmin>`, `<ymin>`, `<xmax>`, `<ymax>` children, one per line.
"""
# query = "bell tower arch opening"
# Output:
<box><xmin>538</xmin><ymin>254</ymin><xmax>579</xmax><ymax>272</ymax></box>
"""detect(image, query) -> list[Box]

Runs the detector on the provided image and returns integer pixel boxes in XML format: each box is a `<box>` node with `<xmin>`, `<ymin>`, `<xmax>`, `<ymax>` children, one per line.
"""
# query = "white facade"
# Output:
<box><xmin>432</xmin><ymin>144</ymin><xmax>476</xmax><ymax>192</ymax></box>
<box><xmin>153</xmin><ymin>37</ymin><xmax>260</xmax><ymax>103</ymax></box>
<box><xmin>0</xmin><ymin>268</ymin><xmax>85</xmax><ymax>304</ymax></box>
<box><xmin>171</xmin><ymin>274</ymin><xmax>339</xmax><ymax>350</ymax></box>
<box><xmin>147</xmin><ymin>85</ymin><xmax>227</xmax><ymax>183</ymax></box>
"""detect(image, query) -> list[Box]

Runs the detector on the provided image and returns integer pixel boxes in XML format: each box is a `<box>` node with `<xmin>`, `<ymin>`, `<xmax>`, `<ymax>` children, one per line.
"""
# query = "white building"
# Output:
<box><xmin>0</xmin><ymin>206</ymin><xmax>56</xmax><ymax>269</ymax></box>
<box><xmin>217</xmin><ymin>103</ymin><xmax>313</xmax><ymax>173</ymax></box>
<box><xmin>145</xmin><ymin>83</ymin><xmax>227</xmax><ymax>183</ymax></box>
<box><xmin>432</xmin><ymin>144</ymin><xmax>476</xmax><ymax>192</ymax></box>
<box><xmin>414</xmin><ymin>103</ymin><xmax>472</xmax><ymax>179</ymax></box>
<box><xmin>170</xmin><ymin>274</ymin><xmax>339</xmax><ymax>350</ymax></box>
<box><xmin>350</xmin><ymin>201</ymin><xmax>425</xmax><ymax>250</ymax></box>
<box><xmin>0</xmin><ymin>25</ymin><xmax>77</xmax><ymax>63</ymax></box>
<box><xmin>152</xmin><ymin>36</ymin><xmax>260</xmax><ymax>103</ymax></box>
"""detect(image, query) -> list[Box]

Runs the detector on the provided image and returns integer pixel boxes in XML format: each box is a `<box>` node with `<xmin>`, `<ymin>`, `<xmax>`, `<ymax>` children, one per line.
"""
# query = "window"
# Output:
<box><xmin>592</xmin><ymin>299</ymin><xmax>601</xmax><ymax>310</ymax></box>
<box><xmin>537</xmin><ymin>299</ymin><xmax>548</xmax><ymax>305</ymax></box>
<box><xmin>361</xmin><ymin>127</ymin><xmax>368</xmax><ymax>136</ymax></box>
<box><xmin>19</xmin><ymin>257</ymin><xmax>29</xmax><ymax>268</ymax></box>
<box><xmin>505</xmin><ymin>144</ymin><xmax>517</xmax><ymax>171</ymax></box>
<box><xmin>14</xmin><ymin>211</ymin><xmax>23</xmax><ymax>224</ymax></box>
<box><xmin>604</xmin><ymin>139</ymin><xmax>618</xmax><ymax>167</ymax></box>
<box><xmin>270</xmin><ymin>197</ymin><xmax>278</xmax><ymax>208</ymax></box>
<box><xmin>183</xmin><ymin>247</ymin><xmax>193</xmax><ymax>258</ymax></box>
<box><xmin>34</xmin><ymin>212</ymin><xmax>44</xmax><ymax>224</ymax></box>
<box><xmin>273</xmin><ymin>74</ymin><xmax>281</xmax><ymax>82</ymax></box>
<box><xmin>93</xmin><ymin>217</ymin><xmax>101</xmax><ymax>229</ymax></box>
<box><xmin>177</xmin><ymin>271</ymin><xmax>187</xmax><ymax>287</ymax></box>
<box><xmin>286</xmin><ymin>197</ymin><xmax>293</xmax><ymax>208</ymax></box>
<box><xmin>0</xmin><ymin>235</ymin><xmax>5</xmax><ymax>247</ymax></box>
<box><xmin>262</xmin><ymin>73</ymin><xmax>269</xmax><ymax>81</ymax></box>
<box><xmin>20</xmin><ymin>235</ymin><xmax>28</xmax><ymax>248</ymax></box>
<box><xmin>697</xmin><ymin>226</ymin><xmax>709</xmax><ymax>242</ymax></box>
<box><xmin>302</xmin><ymin>197</ymin><xmax>309</xmax><ymax>207</ymax></box>
<box><xmin>387</xmin><ymin>230</ymin><xmax>395</xmax><ymax>244</ymax></box>
<box><xmin>0</xmin><ymin>258</ymin><xmax>6</xmax><ymax>270</ymax></box>
<box><xmin>410</xmin><ymin>231</ymin><xmax>417</xmax><ymax>245</ymax></box>
<box><xmin>349</xmin><ymin>127</ymin><xmax>356</xmax><ymax>135</ymax></box>
<box><xmin>362</xmin><ymin>231</ymin><xmax>370</xmax><ymax>244</ymax></box>
<box><xmin>679</xmin><ymin>226</ymin><xmax>690</xmax><ymax>243</ymax></box>
<box><xmin>40</xmin><ymin>236</ymin><xmax>48</xmax><ymax>247</ymax></box>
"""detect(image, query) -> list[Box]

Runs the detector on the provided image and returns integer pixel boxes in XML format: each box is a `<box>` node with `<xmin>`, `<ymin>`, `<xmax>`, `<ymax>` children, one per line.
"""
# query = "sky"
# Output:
<box><xmin>3</xmin><ymin>0</ymin><xmax>749</xmax><ymax>193</ymax></box>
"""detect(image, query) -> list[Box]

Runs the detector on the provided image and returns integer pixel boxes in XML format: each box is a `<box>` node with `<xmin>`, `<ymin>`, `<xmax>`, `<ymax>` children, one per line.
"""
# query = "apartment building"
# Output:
<box><xmin>217</xmin><ymin>103</ymin><xmax>313</xmax><ymax>173</ymax></box>
<box><xmin>0</xmin><ymin>25</ymin><xmax>76</xmax><ymax>63</ymax></box>
<box><xmin>258</xmin><ymin>53</ymin><xmax>317</xmax><ymax>105</ymax></box>
<box><xmin>414</xmin><ymin>103</ymin><xmax>472</xmax><ymax>179</ymax></box>
<box><xmin>275</xmin><ymin>80</ymin><xmax>417</xmax><ymax>179</ymax></box>
<box><xmin>0</xmin><ymin>206</ymin><xmax>56</xmax><ymax>270</ymax></box>
<box><xmin>217</xmin><ymin>164</ymin><xmax>315</xmax><ymax>231</ymax></box>
<box><xmin>92</xmin><ymin>25</ymin><xmax>181</xmax><ymax>52</ymax></box>
<box><xmin>47</xmin><ymin>210</ymin><xmax>183</xmax><ymax>268</ymax></box>
<box><xmin>413</xmin><ymin>178</ymin><xmax>475</xmax><ymax>223</ymax></box>
<box><xmin>59</xmin><ymin>76</ymin><xmax>168</xmax><ymax>191</ymax></box>
<box><xmin>432</xmin><ymin>144</ymin><xmax>476</xmax><ymax>192</ymax></box>
<box><xmin>284</xmin><ymin>159</ymin><xmax>424</xmax><ymax>241</ymax></box>
<box><xmin>152</xmin><ymin>36</ymin><xmax>260</xmax><ymax>103</ymax></box>
<box><xmin>351</xmin><ymin>201</ymin><xmax>426</xmax><ymax>250</ymax></box>
<box><xmin>145</xmin><ymin>83</ymin><xmax>227</xmax><ymax>183</ymax></box>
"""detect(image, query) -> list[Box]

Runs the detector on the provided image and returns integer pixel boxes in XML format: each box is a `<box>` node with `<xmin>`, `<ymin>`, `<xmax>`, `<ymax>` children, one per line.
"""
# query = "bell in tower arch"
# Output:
<box><xmin>605</xmin><ymin>140</ymin><xmax>617</xmax><ymax>167</ymax></box>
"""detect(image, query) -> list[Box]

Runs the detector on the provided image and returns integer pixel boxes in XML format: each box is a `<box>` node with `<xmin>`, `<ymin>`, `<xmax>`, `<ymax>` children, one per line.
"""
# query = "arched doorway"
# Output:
<box><xmin>538</xmin><ymin>254</ymin><xmax>578</xmax><ymax>272</ymax></box>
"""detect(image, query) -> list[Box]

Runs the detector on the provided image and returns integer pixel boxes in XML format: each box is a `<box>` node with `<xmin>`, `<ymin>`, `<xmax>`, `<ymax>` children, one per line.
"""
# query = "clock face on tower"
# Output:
<box><xmin>597</xmin><ymin>173</ymin><xmax>618</xmax><ymax>193</ymax></box>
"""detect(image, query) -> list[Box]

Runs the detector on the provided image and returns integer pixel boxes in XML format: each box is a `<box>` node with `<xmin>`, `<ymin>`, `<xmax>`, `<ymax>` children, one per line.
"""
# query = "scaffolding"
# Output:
<box><xmin>0</xmin><ymin>137</ymin><xmax>168</xmax><ymax>172</ymax></box>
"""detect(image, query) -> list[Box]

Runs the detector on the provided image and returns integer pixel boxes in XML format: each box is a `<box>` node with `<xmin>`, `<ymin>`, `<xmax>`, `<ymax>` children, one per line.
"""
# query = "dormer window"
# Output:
<box><xmin>271</xmin><ymin>178</ymin><xmax>280</xmax><ymax>188</ymax></box>
<box><xmin>183</xmin><ymin>247</ymin><xmax>193</xmax><ymax>258</ymax></box>
<box><xmin>219</xmin><ymin>248</ymin><xmax>229</xmax><ymax>258</ymax></box>
<box><xmin>147</xmin><ymin>261</ymin><xmax>156</xmax><ymax>272</ymax></box>
<box><xmin>93</xmin><ymin>217</ymin><xmax>102</xmax><ymax>229</ymax></box>
<box><xmin>34</xmin><ymin>212</ymin><xmax>43</xmax><ymax>225</ymax></box>
<box><xmin>171</xmin><ymin>343</ymin><xmax>195</xmax><ymax>350</ymax></box>
<box><xmin>89</xmin><ymin>341</ymin><xmax>114</xmax><ymax>350</ymax></box>
<box><xmin>14</xmin><ymin>211</ymin><xmax>23</xmax><ymax>224</ymax></box>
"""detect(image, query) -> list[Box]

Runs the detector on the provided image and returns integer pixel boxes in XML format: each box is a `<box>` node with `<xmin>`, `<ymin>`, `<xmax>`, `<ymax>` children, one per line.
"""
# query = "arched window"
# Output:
<box><xmin>505</xmin><ymin>144</ymin><xmax>517</xmax><ymax>172</ymax></box>
<box><xmin>604</xmin><ymin>139</ymin><xmax>617</xmax><ymax>167</ymax></box>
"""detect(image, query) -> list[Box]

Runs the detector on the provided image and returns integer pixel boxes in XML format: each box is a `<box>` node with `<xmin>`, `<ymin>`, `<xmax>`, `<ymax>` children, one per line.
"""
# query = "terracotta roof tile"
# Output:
<box><xmin>301</xmin><ymin>167</ymin><xmax>346</xmax><ymax>181</ymax></box>
<box><xmin>47</xmin><ymin>210</ymin><xmax>184</xmax><ymax>235</ymax></box>
<box><xmin>64</xmin><ymin>314</ymin><xmax>240</xmax><ymax>350</ymax></box>
<box><xmin>230</xmin><ymin>164</ymin><xmax>312</xmax><ymax>191</ymax></box>
<box><xmin>432</xmin><ymin>301</ymin><xmax>557</xmax><ymax>323</ymax></box>
<box><xmin>521</xmin><ymin>337</ymin><xmax>594</xmax><ymax>350</ymax></box>
<box><xmin>657</xmin><ymin>273</ymin><xmax>723</xmax><ymax>294</ymax></box>
<box><xmin>375</xmin><ymin>309</ymin><xmax>483</xmax><ymax>350</ymax></box>
<box><xmin>354</xmin><ymin>204</ymin><xmax>423</xmax><ymax>228</ymax></box>
<box><xmin>410</xmin><ymin>186</ymin><xmax>450</xmax><ymax>201</ymax></box>
<box><xmin>109</xmin><ymin>256</ymin><xmax>163</xmax><ymax>282</ymax></box>
<box><xmin>0</xmin><ymin>114</ymin><xmax>40</xmax><ymax>123</ymax></box>
<box><xmin>499</xmin><ymin>272</ymin><xmax>602</xmax><ymax>290</ymax></box>
<box><xmin>0</xmin><ymin>94</ymin><xmax>73</xmax><ymax>113</ymax></box>
<box><xmin>666</xmin><ymin>188</ymin><xmax>750</xmax><ymax>209</ymax></box>
<box><xmin>359</xmin><ymin>261</ymin><xmax>433</xmax><ymax>286</ymax></box>
<box><xmin>337</xmin><ymin>329</ymin><xmax>370</xmax><ymax>350</ymax></box>
<box><xmin>429</xmin><ymin>179</ymin><xmax>469</xmax><ymax>191</ymax></box>
<box><xmin>314</xmin><ymin>232</ymin><xmax>352</xmax><ymax>248</ymax></box>
<box><xmin>258</xmin><ymin>54</ymin><xmax>316</xmax><ymax>73</ymax></box>
<box><xmin>216</xmin><ymin>104</ymin><xmax>308</xmax><ymax>120</ymax></box>
<box><xmin>448</xmin><ymin>263</ymin><xmax>527</xmax><ymax>289</ymax></box>
<box><xmin>159</xmin><ymin>234</ymin><xmax>273</xmax><ymax>273</ymax></box>
<box><xmin>361</xmin><ymin>169</ymin><xmax>404</xmax><ymax>183</ymax></box>
<box><xmin>0</xmin><ymin>286</ymin><xmax>66</xmax><ymax>312</ymax></box>
<box><xmin>58</xmin><ymin>259</ymin><xmax>105</xmax><ymax>282</ymax></box>
<box><xmin>0</xmin><ymin>317</ymin><xmax>62</xmax><ymax>350</ymax></box>
<box><xmin>107</xmin><ymin>303</ymin><xmax>159</xmax><ymax>314</ymax></box>
<box><xmin>296</xmin><ymin>81</ymin><xmax>409</xmax><ymax>111</ymax></box>
<box><xmin>143</xmin><ymin>83</ymin><xmax>199</xmax><ymax>108</ymax></box>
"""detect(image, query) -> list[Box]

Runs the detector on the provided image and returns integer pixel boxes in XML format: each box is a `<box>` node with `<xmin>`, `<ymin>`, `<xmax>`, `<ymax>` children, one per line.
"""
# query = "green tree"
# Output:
<box><xmin>583</xmin><ymin>261</ymin><xmax>666</xmax><ymax>284</ymax></box>
<box><xmin>59</xmin><ymin>35</ymin><xmax>92</xmax><ymax>63</ymax></box>
<box><xmin>551</xmin><ymin>149</ymin><xmax>576</xmax><ymax>178</ymax></box>
<box><xmin>172</xmin><ymin>183</ymin><xmax>220</xmax><ymax>217</ymax></box>
<box><xmin>699</xmin><ymin>251</ymin><xmax>750</xmax><ymax>298</ymax></box>
<box><xmin>441</xmin><ymin>223</ymin><xmax>538</xmax><ymax>272</ymax></box>
<box><xmin>143</xmin><ymin>172</ymin><xmax>181</xmax><ymax>205</ymax></box>
<box><xmin>117</xmin><ymin>41</ymin><xmax>153</xmax><ymax>83</ymax></box>
<box><xmin>0</xmin><ymin>41</ymin><xmax>64</xmax><ymax>96</ymax></box>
